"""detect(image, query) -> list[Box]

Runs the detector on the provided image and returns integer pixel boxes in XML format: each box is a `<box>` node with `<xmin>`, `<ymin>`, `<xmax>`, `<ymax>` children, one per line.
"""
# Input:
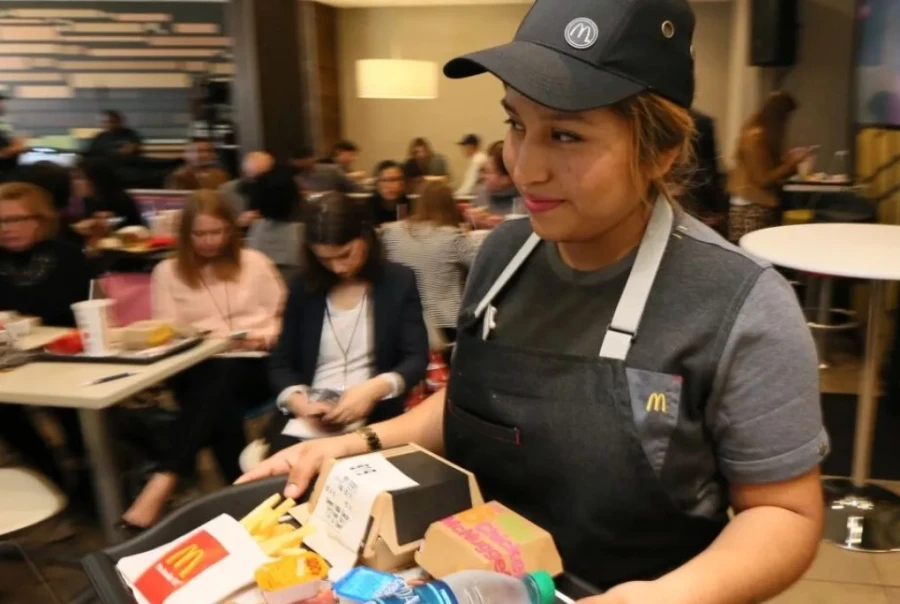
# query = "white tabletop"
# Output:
<box><xmin>740</xmin><ymin>223</ymin><xmax>900</xmax><ymax>280</ymax></box>
<box><xmin>0</xmin><ymin>338</ymin><xmax>227</xmax><ymax>409</ymax></box>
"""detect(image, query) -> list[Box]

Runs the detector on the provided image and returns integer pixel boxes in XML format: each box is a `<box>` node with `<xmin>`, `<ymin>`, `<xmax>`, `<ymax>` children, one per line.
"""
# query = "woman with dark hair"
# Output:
<box><xmin>243</xmin><ymin>0</ymin><xmax>825</xmax><ymax>599</ymax></box>
<box><xmin>122</xmin><ymin>190</ymin><xmax>285</xmax><ymax>528</ymax></box>
<box><xmin>262</xmin><ymin>191</ymin><xmax>428</xmax><ymax>454</ymax></box>
<box><xmin>244</xmin><ymin>163</ymin><xmax>305</xmax><ymax>282</ymax></box>
<box><xmin>381</xmin><ymin>182</ymin><xmax>475</xmax><ymax>343</ymax></box>
<box><xmin>403</xmin><ymin>137</ymin><xmax>449</xmax><ymax>180</ymax></box>
<box><xmin>468</xmin><ymin>140</ymin><xmax>521</xmax><ymax>228</ymax></box>
<box><xmin>73</xmin><ymin>157</ymin><xmax>145</xmax><ymax>232</ymax></box>
<box><xmin>727</xmin><ymin>91</ymin><xmax>809</xmax><ymax>242</ymax></box>
<box><xmin>368</xmin><ymin>160</ymin><xmax>411</xmax><ymax>225</ymax></box>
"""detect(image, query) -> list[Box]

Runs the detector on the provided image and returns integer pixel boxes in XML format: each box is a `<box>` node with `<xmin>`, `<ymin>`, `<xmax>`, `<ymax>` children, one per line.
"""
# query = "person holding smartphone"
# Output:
<box><xmin>241</xmin><ymin>0</ymin><xmax>826</xmax><ymax>601</ymax></box>
<box><xmin>262</xmin><ymin>191</ymin><xmax>428</xmax><ymax>453</ymax></box>
<box><xmin>122</xmin><ymin>190</ymin><xmax>285</xmax><ymax>528</ymax></box>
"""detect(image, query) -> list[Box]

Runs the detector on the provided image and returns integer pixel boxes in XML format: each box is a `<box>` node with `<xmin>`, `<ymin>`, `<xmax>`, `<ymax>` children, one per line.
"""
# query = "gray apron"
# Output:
<box><xmin>444</xmin><ymin>198</ymin><xmax>727</xmax><ymax>589</ymax></box>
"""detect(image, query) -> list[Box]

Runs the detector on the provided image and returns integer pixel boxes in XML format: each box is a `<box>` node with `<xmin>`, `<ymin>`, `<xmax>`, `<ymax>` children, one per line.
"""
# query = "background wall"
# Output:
<box><xmin>779</xmin><ymin>0</ymin><xmax>855</xmax><ymax>167</ymax></box>
<box><xmin>0</xmin><ymin>1</ymin><xmax>232</xmax><ymax>149</ymax></box>
<box><xmin>338</xmin><ymin>2</ymin><xmax>734</xmax><ymax>181</ymax></box>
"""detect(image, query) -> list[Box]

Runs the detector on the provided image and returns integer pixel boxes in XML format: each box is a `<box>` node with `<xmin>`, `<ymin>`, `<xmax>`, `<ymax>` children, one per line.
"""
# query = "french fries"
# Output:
<box><xmin>239</xmin><ymin>494</ymin><xmax>315</xmax><ymax>558</ymax></box>
<box><xmin>261</xmin><ymin>526</ymin><xmax>314</xmax><ymax>556</ymax></box>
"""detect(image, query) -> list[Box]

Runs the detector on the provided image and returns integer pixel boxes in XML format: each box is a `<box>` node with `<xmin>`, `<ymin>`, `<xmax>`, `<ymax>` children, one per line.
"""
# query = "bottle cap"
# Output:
<box><xmin>527</xmin><ymin>570</ymin><xmax>557</xmax><ymax>604</ymax></box>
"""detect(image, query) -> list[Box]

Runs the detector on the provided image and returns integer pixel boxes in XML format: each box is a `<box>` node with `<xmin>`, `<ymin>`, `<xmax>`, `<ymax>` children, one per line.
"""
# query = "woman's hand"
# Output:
<box><xmin>323</xmin><ymin>377</ymin><xmax>390</xmax><ymax>425</ymax></box>
<box><xmin>228</xmin><ymin>336</ymin><xmax>268</xmax><ymax>352</ymax></box>
<box><xmin>238</xmin><ymin>210</ymin><xmax>260</xmax><ymax>228</ymax></box>
<box><xmin>286</xmin><ymin>392</ymin><xmax>334</xmax><ymax>419</ymax></box>
<box><xmin>787</xmin><ymin>147</ymin><xmax>810</xmax><ymax>165</ymax></box>
<box><xmin>235</xmin><ymin>433</ymin><xmax>362</xmax><ymax>499</ymax></box>
<box><xmin>578</xmin><ymin>581</ymin><xmax>662</xmax><ymax>603</ymax></box>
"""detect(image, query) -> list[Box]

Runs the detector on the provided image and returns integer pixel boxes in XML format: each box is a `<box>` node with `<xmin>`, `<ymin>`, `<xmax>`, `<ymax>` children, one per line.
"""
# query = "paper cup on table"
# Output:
<box><xmin>71</xmin><ymin>299</ymin><xmax>115</xmax><ymax>356</ymax></box>
<box><xmin>798</xmin><ymin>155</ymin><xmax>815</xmax><ymax>180</ymax></box>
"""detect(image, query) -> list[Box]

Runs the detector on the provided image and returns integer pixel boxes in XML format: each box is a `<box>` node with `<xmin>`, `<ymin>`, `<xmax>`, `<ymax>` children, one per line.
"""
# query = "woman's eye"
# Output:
<box><xmin>552</xmin><ymin>130</ymin><xmax>582</xmax><ymax>143</ymax></box>
<box><xmin>504</xmin><ymin>118</ymin><xmax>524</xmax><ymax>132</ymax></box>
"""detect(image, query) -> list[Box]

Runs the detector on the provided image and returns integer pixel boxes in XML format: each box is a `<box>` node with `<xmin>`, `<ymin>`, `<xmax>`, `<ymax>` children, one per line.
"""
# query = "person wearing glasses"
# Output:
<box><xmin>368</xmin><ymin>160</ymin><xmax>412</xmax><ymax>226</ymax></box>
<box><xmin>241</xmin><ymin>0</ymin><xmax>826</xmax><ymax>601</ymax></box>
<box><xmin>0</xmin><ymin>182</ymin><xmax>92</xmax><ymax>511</ymax></box>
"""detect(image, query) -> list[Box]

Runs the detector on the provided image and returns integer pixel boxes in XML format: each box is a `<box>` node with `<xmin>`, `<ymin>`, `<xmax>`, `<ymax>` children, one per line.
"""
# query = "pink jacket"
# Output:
<box><xmin>151</xmin><ymin>248</ymin><xmax>285</xmax><ymax>342</ymax></box>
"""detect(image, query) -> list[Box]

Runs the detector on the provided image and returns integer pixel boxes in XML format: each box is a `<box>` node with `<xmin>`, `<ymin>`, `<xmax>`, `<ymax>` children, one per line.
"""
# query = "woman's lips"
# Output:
<box><xmin>523</xmin><ymin>195</ymin><xmax>564</xmax><ymax>214</ymax></box>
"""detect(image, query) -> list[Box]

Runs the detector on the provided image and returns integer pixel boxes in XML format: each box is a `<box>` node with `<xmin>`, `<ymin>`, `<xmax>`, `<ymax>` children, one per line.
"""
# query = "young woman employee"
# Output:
<box><xmin>239</xmin><ymin>0</ymin><xmax>828</xmax><ymax>601</ymax></box>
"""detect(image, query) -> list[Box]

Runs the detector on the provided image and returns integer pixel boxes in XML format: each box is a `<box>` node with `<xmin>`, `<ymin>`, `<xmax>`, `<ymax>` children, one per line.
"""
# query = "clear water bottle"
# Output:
<box><xmin>367</xmin><ymin>569</ymin><xmax>557</xmax><ymax>604</ymax></box>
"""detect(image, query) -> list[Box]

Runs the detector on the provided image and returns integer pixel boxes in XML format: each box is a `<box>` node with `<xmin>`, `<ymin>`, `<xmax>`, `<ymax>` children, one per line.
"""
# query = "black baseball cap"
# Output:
<box><xmin>457</xmin><ymin>134</ymin><xmax>480</xmax><ymax>146</ymax></box>
<box><xmin>444</xmin><ymin>0</ymin><xmax>695</xmax><ymax>111</ymax></box>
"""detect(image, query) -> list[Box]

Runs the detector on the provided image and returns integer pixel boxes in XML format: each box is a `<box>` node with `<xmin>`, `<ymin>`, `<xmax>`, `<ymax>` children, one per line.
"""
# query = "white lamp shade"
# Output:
<box><xmin>355</xmin><ymin>59</ymin><xmax>438</xmax><ymax>100</ymax></box>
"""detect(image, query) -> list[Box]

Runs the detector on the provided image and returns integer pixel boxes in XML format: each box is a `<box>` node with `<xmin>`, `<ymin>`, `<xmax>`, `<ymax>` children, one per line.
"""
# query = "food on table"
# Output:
<box><xmin>121</xmin><ymin>320</ymin><xmax>176</xmax><ymax>350</ymax></box>
<box><xmin>45</xmin><ymin>331</ymin><xmax>84</xmax><ymax>355</ymax></box>
<box><xmin>117</xmin><ymin>225</ymin><xmax>152</xmax><ymax>250</ymax></box>
<box><xmin>96</xmin><ymin>237</ymin><xmax>123</xmax><ymax>250</ymax></box>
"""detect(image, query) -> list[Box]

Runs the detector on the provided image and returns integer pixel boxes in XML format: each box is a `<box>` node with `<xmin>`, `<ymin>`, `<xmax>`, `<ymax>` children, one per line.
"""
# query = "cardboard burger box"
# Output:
<box><xmin>415</xmin><ymin>501</ymin><xmax>564</xmax><ymax>580</ymax></box>
<box><xmin>292</xmin><ymin>444</ymin><xmax>484</xmax><ymax>573</ymax></box>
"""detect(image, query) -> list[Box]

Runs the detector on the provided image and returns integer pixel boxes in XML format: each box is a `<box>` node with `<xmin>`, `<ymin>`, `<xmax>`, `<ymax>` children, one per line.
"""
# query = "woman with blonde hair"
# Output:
<box><xmin>381</xmin><ymin>182</ymin><xmax>475</xmax><ymax>342</ymax></box>
<box><xmin>727</xmin><ymin>91</ymin><xmax>809</xmax><ymax>242</ymax></box>
<box><xmin>0</xmin><ymin>181</ymin><xmax>92</xmax><ymax>507</ymax></box>
<box><xmin>122</xmin><ymin>189</ymin><xmax>285</xmax><ymax>528</ymax></box>
<box><xmin>242</xmin><ymin>0</ymin><xmax>825</xmax><ymax>601</ymax></box>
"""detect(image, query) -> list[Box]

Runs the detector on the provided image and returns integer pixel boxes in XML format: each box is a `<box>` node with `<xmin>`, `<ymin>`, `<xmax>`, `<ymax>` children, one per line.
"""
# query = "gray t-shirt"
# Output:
<box><xmin>459</xmin><ymin>210</ymin><xmax>828</xmax><ymax>517</ymax></box>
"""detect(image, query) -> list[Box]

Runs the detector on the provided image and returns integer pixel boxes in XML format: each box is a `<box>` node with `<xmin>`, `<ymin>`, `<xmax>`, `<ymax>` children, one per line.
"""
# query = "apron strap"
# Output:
<box><xmin>599</xmin><ymin>196</ymin><xmax>675</xmax><ymax>360</ymax></box>
<box><xmin>474</xmin><ymin>232</ymin><xmax>542</xmax><ymax>320</ymax></box>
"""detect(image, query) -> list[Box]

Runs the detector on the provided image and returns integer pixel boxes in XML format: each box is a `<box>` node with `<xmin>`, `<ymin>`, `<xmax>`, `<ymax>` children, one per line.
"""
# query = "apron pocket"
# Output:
<box><xmin>447</xmin><ymin>400</ymin><xmax>522</xmax><ymax>445</ymax></box>
<box><xmin>625</xmin><ymin>368</ymin><xmax>683</xmax><ymax>478</ymax></box>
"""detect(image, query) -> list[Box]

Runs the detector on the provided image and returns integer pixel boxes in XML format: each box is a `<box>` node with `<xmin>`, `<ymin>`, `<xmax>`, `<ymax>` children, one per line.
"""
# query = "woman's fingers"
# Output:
<box><xmin>285</xmin><ymin>458</ymin><xmax>318</xmax><ymax>499</ymax></box>
<box><xmin>234</xmin><ymin>450</ymin><xmax>293</xmax><ymax>484</ymax></box>
<box><xmin>300</xmin><ymin>401</ymin><xmax>334</xmax><ymax>418</ymax></box>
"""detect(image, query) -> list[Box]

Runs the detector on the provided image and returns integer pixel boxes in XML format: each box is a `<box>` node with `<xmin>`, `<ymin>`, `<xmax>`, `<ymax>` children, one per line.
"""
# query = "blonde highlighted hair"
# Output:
<box><xmin>610</xmin><ymin>92</ymin><xmax>696</xmax><ymax>205</ymax></box>
<box><xmin>0</xmin><ymin>182</ymin><xmax>59</xmax><ymax>241</ymax></box>
<box><xmin>174</xmin><ymin>189</ymin><xmax>242</xmax><ymax>288</ymax></box>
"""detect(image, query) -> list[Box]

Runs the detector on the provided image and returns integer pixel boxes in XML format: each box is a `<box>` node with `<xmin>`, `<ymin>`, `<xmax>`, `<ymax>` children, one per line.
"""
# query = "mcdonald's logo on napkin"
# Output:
<box><xmin>134</xmin><ymin>530</ymin><xmax>228</xmax><ymax>604</ymax></box>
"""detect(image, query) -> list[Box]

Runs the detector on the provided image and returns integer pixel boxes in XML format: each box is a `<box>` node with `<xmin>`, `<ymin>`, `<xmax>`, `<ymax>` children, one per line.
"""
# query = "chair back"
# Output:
<box><xmin>99</xmin><ymin>273</ymin><xmax>152</xmax><ymax>326</ymax></box>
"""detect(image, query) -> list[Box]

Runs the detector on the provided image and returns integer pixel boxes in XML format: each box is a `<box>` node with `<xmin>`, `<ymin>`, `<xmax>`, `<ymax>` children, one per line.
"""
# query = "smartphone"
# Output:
<box><xmin>229</xmin><ymin>330</ymin><xmax>249</xmax><ymax>340</ymax></box>
<box><xmin>308</xmin><ymin>388</ymin><xmax>342</xmax><ymax>405</ymax></box>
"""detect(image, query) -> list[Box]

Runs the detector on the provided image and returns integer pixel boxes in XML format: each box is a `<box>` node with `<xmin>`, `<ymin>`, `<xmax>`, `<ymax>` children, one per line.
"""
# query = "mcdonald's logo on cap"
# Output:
<box><xmin>646</xmin><ymin>393</ymin><xmax>667</xmax><ymax>414</ymax></box>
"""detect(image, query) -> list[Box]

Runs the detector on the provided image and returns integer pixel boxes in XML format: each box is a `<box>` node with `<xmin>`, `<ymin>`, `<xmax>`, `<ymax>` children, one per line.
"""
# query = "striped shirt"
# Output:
<box><xmin>380</xmin><ymin>222</ymin><xmax>477</xmax><ymax>328</ymax></box>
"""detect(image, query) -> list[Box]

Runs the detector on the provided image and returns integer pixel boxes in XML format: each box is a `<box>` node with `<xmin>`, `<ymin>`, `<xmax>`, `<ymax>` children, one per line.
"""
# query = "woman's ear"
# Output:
<box><xmin>648</xmin><ymin>147</ymin><xmax>681</xmax><ymax>182</ymax></box>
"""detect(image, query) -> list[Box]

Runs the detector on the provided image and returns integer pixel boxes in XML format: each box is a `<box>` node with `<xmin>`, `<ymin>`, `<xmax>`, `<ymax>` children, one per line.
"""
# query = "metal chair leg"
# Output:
<box><xmin>0</xmin><ymin>540</ymin><xmax>65</xmax><ymax>604</ymax></box>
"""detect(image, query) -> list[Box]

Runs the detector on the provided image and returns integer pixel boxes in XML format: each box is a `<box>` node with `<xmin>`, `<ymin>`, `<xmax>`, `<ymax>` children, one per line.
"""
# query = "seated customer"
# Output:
<box><xmin>123</xmin><ymin>190</ymin><xmax>285</xmax><ymax>528</ymax></box>
<box><xmin>166</xmin><ymin>139</ymin><xmax>231</xmax><ymax>191</ymax></box>
<box><xmin>72</xmin><ymin>158</ymin><xmax>145</xmax><ymax>245</ymax></box>
<box><xmin>468</xmin><ymin>140</ymin><xmax>520</xmax><ymax>228</ymax></box>
<box><xmin>368</xmin><ymin>160</ymin><xmax>411</xmax><ymax>225</ymax></box>
<box><xmin>0</xmin><ymin>182</ymin><xmax>90</xmax><ymax>499</ymax></box>
<box><xmin>264</xmin><ymin>192</ymin><xmax>428</xmax><ymax>453</ymax></box>
<box><xmin>0</xmin><ymin>182</ymin><xmax>92</xmax><ymax>324</ymax></box>
<box><xmin>4</xmin><ymin>162</ymin><xmax>83</xmax><ymax>247</ymax></box>
<box><xmin>381</xmin><ymin>182</ymin><xmax>475</xmax><ymax>343</ymax></box>
<box><xmin>245</xmin><ymin>164</ymin><xmax>306</xmax><ymax>282</ymax></box>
